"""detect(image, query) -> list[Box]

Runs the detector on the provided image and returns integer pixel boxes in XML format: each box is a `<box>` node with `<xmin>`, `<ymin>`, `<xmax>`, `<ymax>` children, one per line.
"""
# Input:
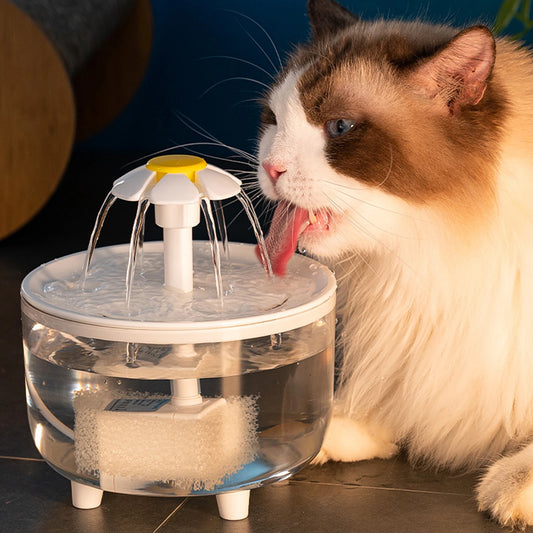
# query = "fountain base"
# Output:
<box><xmin>22</xmin><ymin>241</ymin><xmax>336</xmax><ymax>521</ymax></box>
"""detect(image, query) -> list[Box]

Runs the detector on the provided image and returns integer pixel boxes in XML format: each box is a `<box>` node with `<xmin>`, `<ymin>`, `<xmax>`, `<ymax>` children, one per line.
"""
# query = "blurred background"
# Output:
<box><xmin>0</xmin><ymin>0</ymin><xmax>517</xmax><ymax>256</ymax></box>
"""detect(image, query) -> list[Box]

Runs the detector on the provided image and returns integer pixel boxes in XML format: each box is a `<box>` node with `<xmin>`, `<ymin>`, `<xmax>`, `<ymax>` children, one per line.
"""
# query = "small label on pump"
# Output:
<box><xmin>105</xmin><ymin>398</ymin><xmax>170</xmax><ymax>412</ymax></box>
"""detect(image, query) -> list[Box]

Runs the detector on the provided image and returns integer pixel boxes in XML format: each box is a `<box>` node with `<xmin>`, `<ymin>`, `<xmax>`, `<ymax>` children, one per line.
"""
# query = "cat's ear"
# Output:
<box><xmin>408</xmin><ymin>26</ymin><xmax>495</xmax><ymax>115</ymax></box>
<box><xmin>308</xmin><ymin>0</ymin><xmax>359</xmax><ymax>41</ymax></box>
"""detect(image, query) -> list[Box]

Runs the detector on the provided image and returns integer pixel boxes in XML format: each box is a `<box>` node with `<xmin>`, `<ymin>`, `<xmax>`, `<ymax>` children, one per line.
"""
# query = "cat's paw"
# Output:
<box><xmin>312</xmin><ymin>416</ymin><xmax>398</xmax><ymax>465</ymax></box>
<box><xmin>477</xmin><ymin>445</ymin><xmax>533</xmax><ymax>530</ymax></box>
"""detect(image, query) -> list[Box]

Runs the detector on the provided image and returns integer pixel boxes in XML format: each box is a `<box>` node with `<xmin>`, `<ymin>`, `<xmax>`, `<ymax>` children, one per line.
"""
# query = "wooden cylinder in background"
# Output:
<box><xmin>0</xmin><ymin>0</ymin><xmax>75</xmax><ymax>240</ymax></box>
<box><xmin>0</xmin><ymin>0</ymin><xmax>153</xmax><ymax>240</ymax></box>
<box><xmin>73</xmin><ymin>0</ymin><xmax>153</xmax><ymax>141</ymax></box>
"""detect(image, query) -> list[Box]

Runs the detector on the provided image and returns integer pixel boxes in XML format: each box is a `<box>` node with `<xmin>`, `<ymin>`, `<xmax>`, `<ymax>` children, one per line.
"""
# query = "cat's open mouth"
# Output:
<box><xmin>258</xmin><ymin>200</ymin><xmax>335</xmax><ymax>276</ymax></box>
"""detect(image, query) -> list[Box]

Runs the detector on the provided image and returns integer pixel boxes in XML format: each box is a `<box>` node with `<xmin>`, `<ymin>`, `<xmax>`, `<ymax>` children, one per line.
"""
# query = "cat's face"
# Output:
<box><xmin>257</xmin><ymin>66</ymin><xmax>411</xmax><ymax>263</ymax></box>
<box><xmin>257</xmin><ymin>0</ymin><xmax>504</xmax><ymax>275</ymax></box>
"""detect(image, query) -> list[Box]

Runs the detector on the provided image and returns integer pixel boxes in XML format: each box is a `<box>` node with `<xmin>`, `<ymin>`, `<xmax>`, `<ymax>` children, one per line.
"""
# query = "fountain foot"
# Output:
<box><xmin>216</xmin><ymin>490</ymin><xmax>250</xmax><ymax>520</ymax></box>
<box><xmin>71</xmin><ymin>481</ymin><xmax>104</xmax><ymax>509</ymax></box>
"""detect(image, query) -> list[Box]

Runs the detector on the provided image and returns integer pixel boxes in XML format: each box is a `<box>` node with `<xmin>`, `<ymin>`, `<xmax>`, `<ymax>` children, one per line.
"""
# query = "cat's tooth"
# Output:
<box><xmin>308</xmin><ymin>211</ymin><xmax>317</xmax><ymax>225</ymax></box>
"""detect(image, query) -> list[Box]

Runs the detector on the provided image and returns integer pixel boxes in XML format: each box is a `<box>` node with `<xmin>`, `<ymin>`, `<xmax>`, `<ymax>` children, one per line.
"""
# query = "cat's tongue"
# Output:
<box><xmin>259</xmin><ymin>200</ymin><xmax>309</xmax><ymax>276</ymax></box>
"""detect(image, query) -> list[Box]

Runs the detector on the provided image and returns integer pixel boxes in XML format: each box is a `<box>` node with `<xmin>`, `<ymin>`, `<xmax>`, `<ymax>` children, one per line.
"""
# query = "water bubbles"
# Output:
<box><xmin>309</xmin><ymin>264</ymin><xmax>319</xmax><ymax>276</ymax></box>
<box><xmin>224</xmin><ymin>283</ymin><xmax>235</xmax><ymax>297</ymax></box>
<box><xmin>79</xmin><ymin>278</ymin><xmax>103</xmax><ymax>293</ymax></box>
<box><xmin>43</xmin><ymin>280</ymin><xmax>74</xmax><ymax>294</ymax></box>
<box><xmin>39</xmin><ymin>244</ymin><xmax>322</xmax><ymax>323</ymax></box>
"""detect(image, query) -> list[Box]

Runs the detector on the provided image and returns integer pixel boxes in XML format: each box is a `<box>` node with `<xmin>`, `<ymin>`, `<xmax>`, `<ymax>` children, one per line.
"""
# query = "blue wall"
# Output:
<box><xmin>78</xmin><ymin>0</ymin><xmax>504</xmax><ymax>161</ymax></box>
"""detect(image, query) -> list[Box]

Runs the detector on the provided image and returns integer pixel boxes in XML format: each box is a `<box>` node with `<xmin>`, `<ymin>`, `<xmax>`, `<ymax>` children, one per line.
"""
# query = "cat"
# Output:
<box><xmin>256</xmin><ymin>0</ymin><xmax>533</xmax><ymax>528</ymax></box>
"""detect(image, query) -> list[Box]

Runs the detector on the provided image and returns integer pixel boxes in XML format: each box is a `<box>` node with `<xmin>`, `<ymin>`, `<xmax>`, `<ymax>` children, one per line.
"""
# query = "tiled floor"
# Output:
<box><xmin>0</xmin><ymin>152</ymin><xmax>527</xmax><ymax>532</ymax></box>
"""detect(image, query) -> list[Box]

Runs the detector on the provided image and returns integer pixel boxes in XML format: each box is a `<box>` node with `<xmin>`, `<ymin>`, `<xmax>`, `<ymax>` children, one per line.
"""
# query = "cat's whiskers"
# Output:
<box><xmin>242</xmin><ymin>187</ymin><xmax>265</xmax><ymax>202</ymax></box>
<box><xmin>237</xmin><ymin>170</ymin><xmax>259</xmax><ymax>179</ymax></box>
<box><xmin>319</xmin><ymin>229</ymin><xmax>380</xmax><ymax>281</ymax></box>
<box><xmin>243</xmin><ymin>186</ymin><xmax>267</xmax><ymax>204</ymax></box>
<box><xmin>239</xmin><ymin>97</ymin><xmax>269</xmax><ymax>107</ymax></box>
<box><xmin>221</xmin><ymin>194</ymin><xmax>273</xmax><ymax>238</ymax></box>
<box><xmin>329</xmin><ymin>193</ymin><xmax>415</xmax><ymax>241</ymax></box>
<box><xmin>238</xmin><ymin>177</ymin><xmax>271</xmax><ymax>206</ymax></box>
<box><xmin>166</xmin><ymin>144</ymin><xmax>258</xmax><ymax>170</ymax></box>
<box><xmin>322</xmin><ymin>180</ymin><xmax>428</xmax><ymax>224</ymax></box>
<box><xmin>174</xmin><ymin>112</ymin><xmax>259</xmax><ymax>165</ymax></box>
<box><xmin>248</xmin><ymin>199</ymin><xmax>276</xmax><ymax>228</ymax></box>
<box><xmin>325</xmin><ymin>193</ymin><xmax>389</xmax><ymax>242</ymax></box>
<box><xmin>124</xmin><ymin>142</ymin><xmax>254</xmax><ymax>171</ymax></box>
<box><xmin>334</xmin><ymin>253</ymin><xmax>377</xmax><ymax>283</ymax></box>
<box><xmin>200</xmin><ymin>55</ymin><xmax>277</xmax><ymax>82</ymax></box>
<box><xmin>333</xmin><ymin>189</ymin><xmax>422</xmax><ymax>228</ymax></box>
<box><xmin>135</xmin><ymin>112</ymin><xmax>266</xmax><ymax>237</ymax></box>
<box><xmin>236</xmin><ymin>170</ymin><xmax>262</xmax><ymax>185</ymax></box>
<box><xmin>199</xmin><ymin>12</ymin><xmax>282</xmax><ymax>101</ymax></box>
<box><xmin>200</xmin><ymin>77</ymin><xmax>272</xmax><ymax>100</ymax></box>
<box><xmin>228</xmin><ymin>170</ymin><xmax>257</xmax><ymax>179</ymax></box>
<box><xmin>377</xmin><ymin>144</ymin><xmax>394</xmax><ymax>189</ymax></box>
<box><xmin>224</xmin><ymin>9</ymin><xmax>283</xmax><ymax>73</ymax></box>
<box><xmin>324</xmin><ymin>192</ymin><xmax>423</xmax><ymax>282</ymax></box>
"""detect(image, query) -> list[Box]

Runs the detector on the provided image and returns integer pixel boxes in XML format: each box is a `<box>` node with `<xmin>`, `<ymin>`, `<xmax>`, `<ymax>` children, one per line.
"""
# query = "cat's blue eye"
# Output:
<box><xmin>326</xmin><ymin>119</ymin><xmax>357</xmax><ymax>138</ymax></box>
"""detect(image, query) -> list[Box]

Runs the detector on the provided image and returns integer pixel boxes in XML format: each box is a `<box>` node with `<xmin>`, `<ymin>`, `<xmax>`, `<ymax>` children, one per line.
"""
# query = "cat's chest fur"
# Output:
<box><xmin>256</xmin><ymin>5</ymin><xmax>533</xmax><ymax>470</ymax></box>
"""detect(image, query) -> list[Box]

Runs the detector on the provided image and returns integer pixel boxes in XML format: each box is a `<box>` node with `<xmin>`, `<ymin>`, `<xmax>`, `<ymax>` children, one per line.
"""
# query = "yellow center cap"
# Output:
<box><xmin>146</xmin><ymin>155</ymin><xmax>207</xmax><ymax>182</ymax></box>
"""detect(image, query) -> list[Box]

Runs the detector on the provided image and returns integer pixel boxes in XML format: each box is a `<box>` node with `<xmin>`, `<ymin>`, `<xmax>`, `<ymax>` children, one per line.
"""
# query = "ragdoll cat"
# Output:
<box><xmin>256</xmin><ymin>0</ymin><xmax>533</xmax><ymax>528</ymax></box>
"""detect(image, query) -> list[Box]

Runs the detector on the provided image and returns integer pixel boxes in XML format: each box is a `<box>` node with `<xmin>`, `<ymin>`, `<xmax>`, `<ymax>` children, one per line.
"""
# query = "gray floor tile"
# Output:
<box><xmin>293</xmin><ymin>457</ymin><xmax>478</xmax><ymax>495</ymax></box>
<box><xmin>159</xmin><ymin>478</ymin><xmax>505</xmax><ymax>533</ymax></box>
<box><xmin>1</xmin><ymin>458</ymin><xmax>184</xmax><ymax>533</ymax></box>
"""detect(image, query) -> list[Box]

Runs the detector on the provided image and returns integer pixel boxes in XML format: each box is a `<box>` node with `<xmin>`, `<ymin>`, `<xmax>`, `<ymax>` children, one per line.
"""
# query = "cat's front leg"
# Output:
<box><xmin>477</xmin><ymin>442</ymin><xmax>533</xmax><ymax>529</ymax></box>
<box><xmin>313</xmin><ymin>414</ymin><xmax>398</xmax><ymax>465</ymax></box>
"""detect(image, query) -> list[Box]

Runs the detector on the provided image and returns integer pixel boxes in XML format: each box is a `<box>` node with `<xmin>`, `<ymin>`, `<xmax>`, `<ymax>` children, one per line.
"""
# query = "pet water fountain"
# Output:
<box><xmin>21</xmin><ymin>155</ymin><xmax>336</xmax><ymax>520</ymax></box>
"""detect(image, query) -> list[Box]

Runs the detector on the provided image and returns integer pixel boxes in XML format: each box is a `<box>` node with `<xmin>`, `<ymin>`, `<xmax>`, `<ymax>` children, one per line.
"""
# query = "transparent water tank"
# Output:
<box><xmin>21</xmin><ymin>241</ymin><xmax>336</xmax><ymax>519</ymax></box>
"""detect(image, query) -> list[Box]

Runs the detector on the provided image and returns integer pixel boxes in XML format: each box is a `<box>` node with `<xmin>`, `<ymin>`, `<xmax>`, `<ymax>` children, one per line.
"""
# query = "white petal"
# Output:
<box><xmin>111</xmin><ymin>167</ymin><xmax>156</xmax><ymax>201</ymax></box>
<box><xmin>148</xmin><ymin>173</ymin><xmax>200</xmax><ymax>205</ymax></box>
<box><xmin>196</xmin><ymin>167</ymin><xmax>241</xmax><ymax>200</ymax></box>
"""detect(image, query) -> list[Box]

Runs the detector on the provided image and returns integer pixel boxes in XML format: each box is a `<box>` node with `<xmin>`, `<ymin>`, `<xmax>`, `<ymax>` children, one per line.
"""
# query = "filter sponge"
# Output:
<box><xmin>73</xmin><ymin>390</ymin><xmax>258</xmax><ymax>491</ymax></box>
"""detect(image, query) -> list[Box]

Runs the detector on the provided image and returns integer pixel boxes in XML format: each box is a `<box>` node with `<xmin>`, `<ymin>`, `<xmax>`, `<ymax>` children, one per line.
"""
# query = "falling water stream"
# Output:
<box><xmin>200</xmin><ymin>196</ymin><xmax>223</xmax><ymax>300</ymax></box>
<box><xmin>236</xmin><ymin>192</ymin><xmax>273</xmax><ymax>277</ymax></box>
<box><xmin>79</xmin><ymin>179</ymin><xmax>275</xmax><ymax>370</ymax></box>
<box><xmin>214</xmin><ymin>200</ymin><xmax>230</xmax><ymax>261</ymax></box>
<box><xmin>80</xmin><ymin>183</ymin><xmax>273</xmax><ymax>311</ymax></box>
<box><xmin>125</xmin><ymin>198</ymin><xmax>151</xmax><ymax>306</ymax></box>
<box><xmin>81</xmin><ymin>192</ymin><xmax>117</xmax><ymax>283</ymax></box>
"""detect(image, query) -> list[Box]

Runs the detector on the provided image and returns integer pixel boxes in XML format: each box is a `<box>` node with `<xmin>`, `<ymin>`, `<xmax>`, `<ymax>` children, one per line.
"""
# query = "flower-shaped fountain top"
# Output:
<box><xmin>111</xmin><ymin>154</ymin><xmax>241</xmax><ymax>204</ymax></box>
<box><xmin>110</xmin><ymin>155</ymin><xmax>242</xmax><ymax>294</ymax></box>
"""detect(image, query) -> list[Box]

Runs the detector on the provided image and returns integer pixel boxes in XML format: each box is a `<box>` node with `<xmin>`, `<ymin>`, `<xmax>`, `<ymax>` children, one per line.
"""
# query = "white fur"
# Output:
<box><xmin>313</xmin><ymin>415</ymin><xmax>398</xmax><ymax>464</ymax></box>
<box><xmin>477</xmin><ymin>443</ymin><xmax>533</xmax><ymax>528</ymax></box>
<box><xmin>259</xmin><ymin>70</ymin><xmax>332</xmax><ymax>210</ymax></box>
<box><xmin>258</xmin><ymin>57</ymin><xmax>533</xmax><ymax>528</ymax></box>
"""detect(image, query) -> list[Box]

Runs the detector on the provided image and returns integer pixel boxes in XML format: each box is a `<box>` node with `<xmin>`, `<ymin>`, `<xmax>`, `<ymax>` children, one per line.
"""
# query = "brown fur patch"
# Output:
<box><xmin>293</xmin><ymin>20</ymin><xmax>508</xmax><ymax>211</ymax></box>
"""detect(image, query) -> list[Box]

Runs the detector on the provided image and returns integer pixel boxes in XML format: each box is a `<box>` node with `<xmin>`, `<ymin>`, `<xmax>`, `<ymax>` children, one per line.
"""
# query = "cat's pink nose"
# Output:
<box><xmin>262</xmin><ymin>161</ymin><xmax>286</xmax><ymax>183</ymax></box>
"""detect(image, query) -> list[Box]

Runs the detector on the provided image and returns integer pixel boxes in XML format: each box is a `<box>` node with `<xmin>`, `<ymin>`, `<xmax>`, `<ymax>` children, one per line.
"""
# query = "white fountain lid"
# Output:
<box><xmin>21</xmin><ymin>241</ymin><xmax>336</xmax><ymax>344</ymax></box>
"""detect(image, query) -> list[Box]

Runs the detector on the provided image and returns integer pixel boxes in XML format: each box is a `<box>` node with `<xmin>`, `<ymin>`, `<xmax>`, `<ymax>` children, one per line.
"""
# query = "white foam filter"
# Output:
<box><xmin>73</xmin><ymin>390</ymin><xmax>258</xmax><ymax>491</ymax></box>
